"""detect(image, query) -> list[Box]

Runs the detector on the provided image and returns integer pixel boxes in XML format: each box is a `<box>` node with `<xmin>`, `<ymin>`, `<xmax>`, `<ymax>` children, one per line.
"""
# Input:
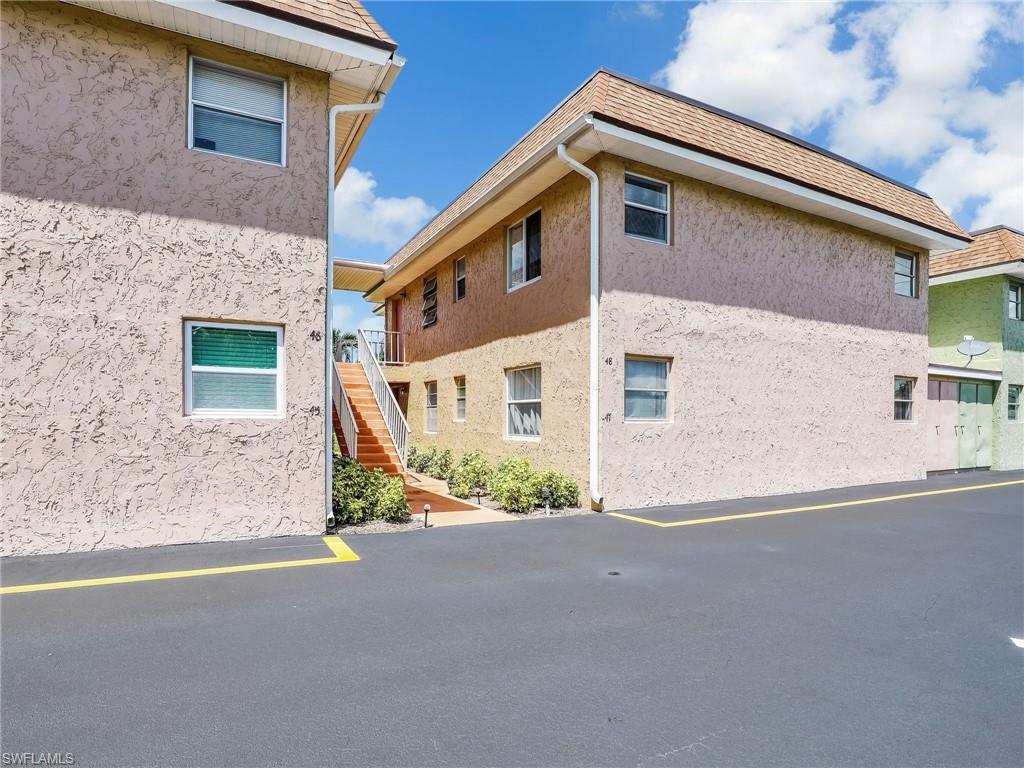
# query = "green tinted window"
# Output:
<box><xmin>191</xmin><ymin>326</ymin><xmax>277</xmax><ymax>369</ymax></box>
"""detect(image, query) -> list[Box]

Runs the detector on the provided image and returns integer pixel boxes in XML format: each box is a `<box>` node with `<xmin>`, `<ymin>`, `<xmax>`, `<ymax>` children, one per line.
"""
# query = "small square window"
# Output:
<box><xmin>185</xmin><ymin>321</ymin><xmax>283</xmax><ymax>417</ymax></box>
<box><xmin>454</xmin><ymin>376</ymin><xmax>466</xmax><ymax>421</ymax></box>
<box><xmin>625</xmin><ymin>174</ymin><xmax>669</xmax><ymax>243</ymax></box>
<box><xmin>1009</xmin><ymin>384</ymin><xmax>1021</xmax><ymax>421</ymax></box>
<box><xmin>1009</xmin><ymin>284</ymin><xmax>1022</xmax><ymax>320</ymax></box>
<box><xmin>454</xmin><ymin>257</ymin><xmax>467</xmax><ymax>302</ymax></box>
<box><xmin>507</xmin><ymin>211</ymin><xmax>541</xmax><ymax>291</ymax></box>
<box><xmin>506</xmin><ymin>366</ymin><xmax>541</xmax><ymax>438</ymax></box>
<box><xmin>189</xmin><ymin>58</ymin><xmax>285</xmax><ymax>165</ymax></box>
<box><xmin>424</xmin><ymin>381</ymin><xmax>438</xmax><ymax>433</ymax></box>
<box><xmin>895</xmin><ymin>251</ymin><xmax>917</xmax><ymax>297</ymax></box>
<box><xmin>624</xmin><ymin>357</ymin><xmax>670</xmax><ymax>421</ymax></box>
<box><xmin>894</xmin><ymin>377</ymin><xmax>915</xmax><ymax>421</ymax></box>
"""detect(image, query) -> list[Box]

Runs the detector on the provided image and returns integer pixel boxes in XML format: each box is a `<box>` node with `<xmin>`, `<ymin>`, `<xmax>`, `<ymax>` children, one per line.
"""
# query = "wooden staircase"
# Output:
<box><xmin>334</xmin><ymin>363</ymin><xmax>403</xmax><ymax>476</ymax></box>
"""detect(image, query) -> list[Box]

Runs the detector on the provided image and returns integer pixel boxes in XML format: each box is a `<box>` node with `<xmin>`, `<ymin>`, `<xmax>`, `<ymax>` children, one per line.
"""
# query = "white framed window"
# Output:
<box><xmin>624</xmin><ymin>173</ymin><xmax>670</xmax><ymax>243</ymax></box>
<box><xmin>506</xmin><ymin>366</ymin><xmax>541</xmax><ymax>439</ymax></box>
<box><xmin>895</xmin><ymin>251</ymin><xmax>917</xmax><ymax>297</ymax></box>
<box><xmin>454</xmin><ymin>257</ymin><xmax>467</xmax><ymax>302</ymax></box>
<box><xmin>624</xmin><ymin>356</ymin><xmax>670</xmax><ymax>421</ymax></box>
<box><xmin>1009</xmin><ymin>385</ymin><xmax>1021</xmax><ymax>421</ymax></box>
<box><xmin>184</xmin><ymin>321</ymin><xmax>284</xmax><ymax>417</ymax></box>
<box><xmin>189</xmin><ymin>57</ymin><xmax>286</xmax><ymax>165</ymax></box>
<box><xmin>1009</xmin><ymin>283</ymin><xmax>1022</xmax><ymax>320</ymax></box>
<box><xmin>424</xmin><ymin>381</ymin><xmax>438</xmax><ymax>433</ymax></box>
<box><xmin>422</xmin><ymin>274</ymin><xmax>438</xmax><ymax>328</ymax></box>
<box><xmin>894</xmin><ymin>377</ymin><xmax>914</xmax><ymax>421</ymax></box>
<box><xmin>507</xmin><ymin>210</ymin><xmax>542</xmax><ymax>292</ymax></box>
<box><xmin>454</xmin><ymin>376</ymin><xmax>466</xmax><ymax>421</ymax></box>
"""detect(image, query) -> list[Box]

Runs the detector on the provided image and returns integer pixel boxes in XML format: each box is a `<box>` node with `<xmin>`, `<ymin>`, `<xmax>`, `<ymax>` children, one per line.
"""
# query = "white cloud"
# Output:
<box><xmin>334</xmin><ymin>167</ymin><xmax>436</xmax><ymax>250</ymax></box>
<box><xmin>612</xmin><ymin>2</ymin><xmax>662</xmax><ymax>21</ymax></box>
<box><xmin>657</xmin><ymin>2</ymin><xmax>875</xmax><ymax>133</ymax></box>
<box><xmin>655</xmin><ymin>1</ymin><xmax>1023</xmax><ymax>230</ymax></box>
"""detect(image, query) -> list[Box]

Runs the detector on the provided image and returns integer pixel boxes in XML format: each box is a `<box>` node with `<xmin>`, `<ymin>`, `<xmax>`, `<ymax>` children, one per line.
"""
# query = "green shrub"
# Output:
<box><xmin>449</xmin><ymin>450</ymin><xmax>493</xmax><ymax>501</ymax></box>
<box><xmin>406</xmin><ymin>444</ymin><xmax>431</xmax><ymax>474</ymax></box>
<box><xmin>535</xmin><ymin>468</ymin><xmax>580</xmax><ymax>509</ymax></box>
<box><xmin>490</xmin><ymin>456</ymin><xmax>542</xmax><ymax>513</ymax></box>
<box><xmin>425</xmin><ymin>448</ymin><xmax>454</xmax><ymax>481</ymax></box>
<box><xmin>331</xmin><ymin>455</ymin><xmax>409</xmax><ymax>525</ymax></box>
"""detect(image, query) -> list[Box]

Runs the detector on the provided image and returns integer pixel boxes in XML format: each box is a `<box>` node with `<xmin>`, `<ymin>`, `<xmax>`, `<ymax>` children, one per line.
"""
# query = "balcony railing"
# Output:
<box><xmin>362</xmin><ymin>329</ymin><xmax>405</xmax><ymax>366</ymax></box>
<box><xmin>331</xmin><ymin>363</ymin><xmax>358</xmax><ymax>460</ymax></box>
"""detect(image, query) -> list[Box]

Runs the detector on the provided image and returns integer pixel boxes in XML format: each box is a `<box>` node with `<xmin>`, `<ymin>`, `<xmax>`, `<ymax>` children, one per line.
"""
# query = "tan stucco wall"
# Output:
<box><xmin>1</xmin><ymin>2</ymin><xmax>329</xmax><ymax>554</ymax></box>
<box><xmin>385</xmin><ymin>173</ymin><xmax>591</xmax><ymax>489</ymax></box>
<box><xmin>597</xmin><ymin>156</ymin><xmax>930</xmax><ymax>509</ymax></box>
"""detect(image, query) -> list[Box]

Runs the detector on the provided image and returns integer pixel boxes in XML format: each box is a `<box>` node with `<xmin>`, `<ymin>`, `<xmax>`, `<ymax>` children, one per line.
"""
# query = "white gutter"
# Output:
<box><xmin>325</xmin><ymin>92</ymin><xmax>387</xmax><ymax>526</ymax></box>
<box><xmin>929</xmin><ymin>260</ymin><xmax>1024</xmax><ymax>286</ymax></box>
<box><xmin>556</xmin><ymin>144</ymin><xmax>603</xmax><ymax>510</ymax></box>
<box><xmin>928</xmin><ymin>364</ymin><xmax>1002</xmax><ymax>382</ymax></box>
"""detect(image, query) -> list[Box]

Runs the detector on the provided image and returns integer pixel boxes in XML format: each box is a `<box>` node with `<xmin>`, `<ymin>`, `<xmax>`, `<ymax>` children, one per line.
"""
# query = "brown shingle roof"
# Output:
<box><xmin>390</xmin><ymin>70</ymin><xmax>968</xmax><ymax>268</ymax></box>
<box><xmin>227</xmin><ymin>0</ymin><xmax>396</xmax><ymax>50</ymax></box>
<box><xmin>929</xmin><ymin>226</ymin><xmax>1024</xmax><ymax>276</ymax></box>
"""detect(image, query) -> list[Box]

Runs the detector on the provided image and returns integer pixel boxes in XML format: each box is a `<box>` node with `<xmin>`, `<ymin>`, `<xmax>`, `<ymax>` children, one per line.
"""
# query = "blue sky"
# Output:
<box><xmin>334</xmin><ymin>1</ymin><xmax>1023</xmax><ymax>332</ymax></box>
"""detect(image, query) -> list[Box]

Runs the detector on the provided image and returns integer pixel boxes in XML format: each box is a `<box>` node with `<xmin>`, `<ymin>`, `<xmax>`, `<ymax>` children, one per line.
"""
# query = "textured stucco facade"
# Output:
<box><xmin>2</xmin><ymin>2</ymin><xmax>330</xmax><ymax>554</ymax></box>
<box><xmin>384</xmin><ymin>173</ymin><xmax>591</xmax><ymax>491</ymax></box>
<box><xmin>596</xmin><ymin>156</ymin><xmax>930</xmax><ymax>509</ymax></box>
<box><xmin>928</xmin><ymin>277</ymin><xmax>1023</xmax><ymax>471</ymax></box>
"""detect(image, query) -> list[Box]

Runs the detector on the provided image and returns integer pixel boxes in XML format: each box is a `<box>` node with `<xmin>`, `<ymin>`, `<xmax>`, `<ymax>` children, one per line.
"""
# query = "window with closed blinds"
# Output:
<box><xmin>624</xmin><ymin>357</ymin><xmax>670</xmax><ymax>420</ymax></box>
<box><xmin>190</xmin><ymin>59</ymin><xmax>286</xmax><ymax>165</ymax></box>
<box><xmin>185</xmin><ymin>321</ymin><xmax>284</xmax><ymax>416</ymax></box>
<box><xmin>506</xmin><ymin>366</ymin><xmax>541</xmax><ymax>438</ymax></box>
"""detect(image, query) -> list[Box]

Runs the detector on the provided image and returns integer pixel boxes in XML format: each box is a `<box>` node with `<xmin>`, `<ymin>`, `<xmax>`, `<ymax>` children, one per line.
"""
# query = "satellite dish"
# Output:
<box><xmin>956</xmin><ymin>335</ymin><xmax>990</xmax><ymax>364</ymax></box>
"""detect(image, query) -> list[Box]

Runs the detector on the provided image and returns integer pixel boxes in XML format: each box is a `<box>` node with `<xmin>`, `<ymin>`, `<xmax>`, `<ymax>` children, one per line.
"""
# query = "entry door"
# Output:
<box><xmin>974</xmin><ymin>383</ymin><xmax>993</xmax><ymax>468</ymax></box>
<box><xmin>958</xmin><ymin>383</ymin><xmax>979</xmax><ymax>469</ymax></box>
<box><xmin>927</xmin><ymin>380</ymin><xmax>960</xmax><ymax>472</ymax></box>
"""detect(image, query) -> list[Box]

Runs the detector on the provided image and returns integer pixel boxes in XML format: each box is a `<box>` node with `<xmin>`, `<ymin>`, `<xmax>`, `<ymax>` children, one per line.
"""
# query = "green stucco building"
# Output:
<box><xmin>927</xmin><ymin>225</ymin><xmax>1023</xmax><ymax>472</ymax></box>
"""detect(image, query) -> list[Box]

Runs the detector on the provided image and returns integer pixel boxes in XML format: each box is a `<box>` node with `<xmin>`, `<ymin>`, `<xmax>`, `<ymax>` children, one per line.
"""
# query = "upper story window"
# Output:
<box><xmin>507</xmin><ymin>210</ymin><xmax>542</xmax><ymax>292</ymax></box>
<box><xmin>422</xmin><ymin>274</ymin><xmax>438</xmax><ymax>328</ymax></box>
<box><xmin>189</xmin><ymin>58</ymin><xmax>286</xmax><ymax>165</ymax></box>
<box><xmin>1009</xmin><ymin>283</ymin><xmax>1022</xmax><ymax>320</ymax></box>
<box><xmin>454</xmin><ymin>257</ymin><xmax>467</xmax><ymax>302</ymax></box>
<box><xmin>184</xmin><ymin>321</ymin><xmax>284</xmax><ymax>417</ymax></box>
<box><xmin>624</xmin><ymin>173</ymin><xmax>669</xmax><ymax>243</ymax></box>
<box><xmin>1008</xmin><ymin>385</ymin><xmax>1021</xmax><ymax>421</ymax></box>
<box><xmin>624</xmin><ymin>356</ymin><xmax>670</xmax><ymax>421</ymax></box>
<box><xmin>894</xmin><ymin>377</ymin><xmax>914</xmax><ymax>421</ymax></box>
<box><xmin>894</xmin><ymin>251</ymin><xmax>917</xmax><ymax>297</ymax></box>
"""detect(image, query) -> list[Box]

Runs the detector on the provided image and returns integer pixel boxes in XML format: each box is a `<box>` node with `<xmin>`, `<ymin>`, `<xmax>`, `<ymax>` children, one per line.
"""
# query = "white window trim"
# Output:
<box><xmin>895</xmin><ymin>249</ymin><xmax>918</xmax><ymax>298</ymax></box>
<box><xmin>454</xmin><ymin>376</ymin><xmax>466</xmax><ymax>422</ymax></box>
<box><xmin>184</xmin><ymin>320</ymin><xmax>285</xmax><ymax>418</ymax></box>
<box><xmin>424</xmin><ymin>381</ymin><xmax>438</xmax><ymax>433</ymax></box>
<box><xmin>505</xmin><ymin>365</ymin><xmax>542</xmax><ymax>441</ymax></box>
<box><xmin>454</xmin><ymin>257</ymin><xmax>467</xmax><ymax>303</ymax></box>
<box><xmin>624</xmin><ymin>172</ymin><xmax>671</xmax><ymax>245</ymax></box>
<box><xmin>1008</xmin><ymin>384</ymin><xmax>1021</xmax><ymax>421</ymax></box>
<box><xmin>624</xmin><ymin>355</ymin><xmax>671</xmax><ymax>422</ymax></box>
<box><xmin>1009</xmin><ymin>283</ymin><xmax>1022</xmax><ymax>321</ymax></box>
<box><xmin>187</xmin><ymin>56</ymin><xmax>287</xmax><ymax>167</ymax></box>
<box><xmin>506</xmin><ymin>208</ymin><xmax>542</xmax><ymax>293</ymax></box>
<box><xmin>894</xmin><ymin>376</ymin><xmax>915</xmax><ymax>423</ymax></box>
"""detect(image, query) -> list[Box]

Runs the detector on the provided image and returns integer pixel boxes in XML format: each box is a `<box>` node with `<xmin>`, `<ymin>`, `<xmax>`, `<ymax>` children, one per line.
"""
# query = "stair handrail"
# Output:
<box><xmin>357</xmin><ymin>328</ymin><xmax>410</xmax><ymax>469</ymax></box>
<box><xmin>332</xmin><ymin>363</ymin><xmax>359</xmax><ymax>460</ymax></box>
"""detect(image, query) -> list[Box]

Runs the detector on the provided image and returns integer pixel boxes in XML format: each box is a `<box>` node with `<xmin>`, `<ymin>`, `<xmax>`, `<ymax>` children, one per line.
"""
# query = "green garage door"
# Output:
<box><xmin>958</xmin><ymin>382</ymin><xmax>993</xmax><ymax>470</ymax></box>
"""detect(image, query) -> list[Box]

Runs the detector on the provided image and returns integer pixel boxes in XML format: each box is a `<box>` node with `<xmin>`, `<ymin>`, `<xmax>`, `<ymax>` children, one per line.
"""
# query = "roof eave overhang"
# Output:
<box><xmin>927</xmin><ymin>364</ymin><xmax>1002</xmax><ymax>382</ymax></box>
<box><xmin>334</xmin><ymin>258</ymin><xmax>386</xmax><ymax>293</ymax></box>
<box><xmin>930</xmin><ymin>260</ymin><xmax>1024</xmax><ymax>286</ymax></box>
<box><xmin>588</xmin><ymin>117</ymin><xmax>970</xmax><ymax>253</ymax></box>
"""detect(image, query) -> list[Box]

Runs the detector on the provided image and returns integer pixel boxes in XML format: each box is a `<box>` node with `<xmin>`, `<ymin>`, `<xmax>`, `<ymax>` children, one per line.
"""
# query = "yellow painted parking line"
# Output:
<box><xmin>607</xmin><ymin>479</ymin><xmax>1024</xmax><ymax>529</ymax></box>
<box><xmin>0</xmin><ymin>536</ymin><xmax>359</xmax><ymax>596</ymax></box>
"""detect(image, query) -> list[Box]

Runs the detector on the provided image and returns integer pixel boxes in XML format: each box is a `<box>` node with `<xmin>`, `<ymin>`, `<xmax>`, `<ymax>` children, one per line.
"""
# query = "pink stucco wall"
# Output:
<box><xmin>597</xmin><ymin>156</ymin><xmax>930</xmax><ymax>510</ymax></box>
<box><xmin>1</xmin><ymin>2</ymin><xmax>329</xmax><ymax>554</ymax></box>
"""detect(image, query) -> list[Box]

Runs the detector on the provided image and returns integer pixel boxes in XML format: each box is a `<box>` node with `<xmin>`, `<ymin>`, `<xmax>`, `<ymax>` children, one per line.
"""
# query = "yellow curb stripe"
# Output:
<box><xmin>0</xmin><ymin>536</ymin><xmax>359</xmax><ymax>595</ymax></box>
<box><xmin>607</xmin><ymin>479</ymin><xmax>1024</xmax><ymax>529</ymax></box>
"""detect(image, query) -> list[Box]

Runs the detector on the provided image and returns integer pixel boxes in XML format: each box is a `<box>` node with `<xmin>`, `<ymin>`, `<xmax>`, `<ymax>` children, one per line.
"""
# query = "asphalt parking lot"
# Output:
<box><xmin>2</xmin><ymin>472</ymin><xmax>1022</xmax><ymax>767</ymax></box>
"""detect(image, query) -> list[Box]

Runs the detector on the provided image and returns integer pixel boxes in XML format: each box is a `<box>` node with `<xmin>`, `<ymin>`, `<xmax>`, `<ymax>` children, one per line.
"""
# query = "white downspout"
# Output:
<box><xmin>556</xmin><ymin>143</ymin><xmax>603</xmax><ymax>509</ymax></box>
<box><xmin>325</xmin><ymin>91</ymin><xmax>387</xmax><ymax>527</ymax></box>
